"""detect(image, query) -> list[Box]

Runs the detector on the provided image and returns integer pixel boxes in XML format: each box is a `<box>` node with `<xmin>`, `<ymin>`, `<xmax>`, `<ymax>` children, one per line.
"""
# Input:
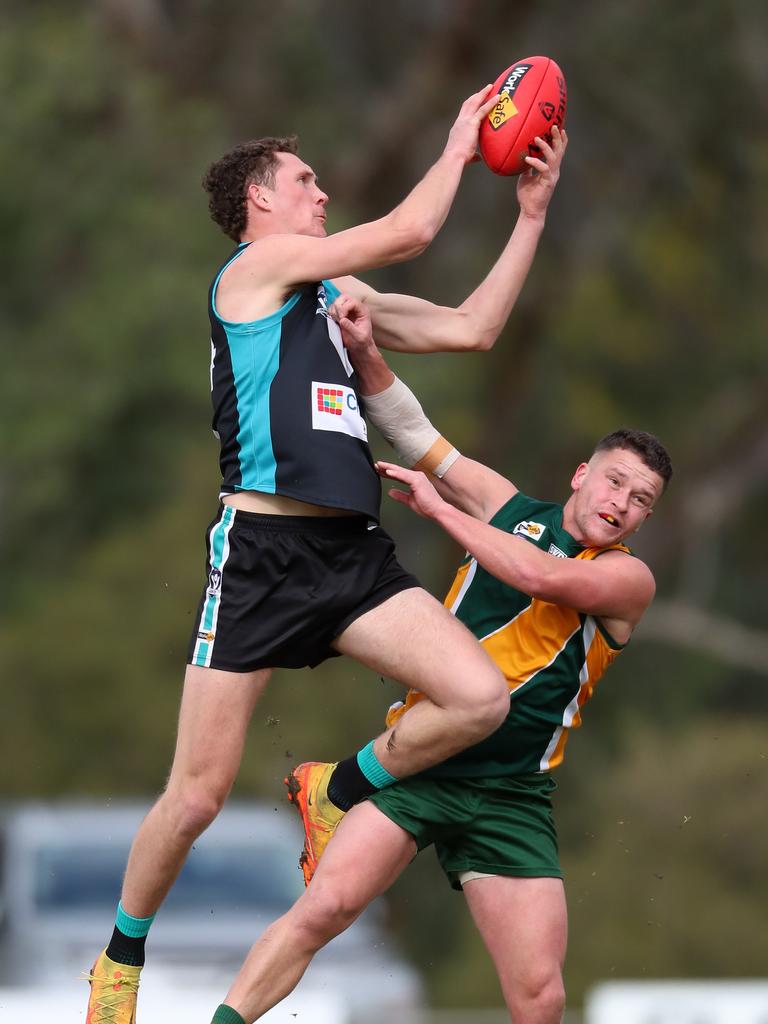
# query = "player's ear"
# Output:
<box><xmin>635</xmin><ymin>507</ymin><xmax>654</xmax><ymax>531</ymax></box>
<box><xmin>247</xmin><ymin>182</ymin><xmax>270</xmax><ymax>210</ymax></box>
<box><xmin>570</xmin><ymin>462</ymin><xmax>589</xmax><ymax>491</ymax></box>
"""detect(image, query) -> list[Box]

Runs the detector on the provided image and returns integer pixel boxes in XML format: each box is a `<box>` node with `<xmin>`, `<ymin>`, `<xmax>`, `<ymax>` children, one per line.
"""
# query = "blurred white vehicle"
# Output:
<box><xmin>0</xmin><ymin>801</ymin><xmax>424</xmax><ymax>1023</ymax></box>
<box><xmin>585</xmin><ymin>980</ymin><xmax>768</xmax><ymax>1024</ymax></box>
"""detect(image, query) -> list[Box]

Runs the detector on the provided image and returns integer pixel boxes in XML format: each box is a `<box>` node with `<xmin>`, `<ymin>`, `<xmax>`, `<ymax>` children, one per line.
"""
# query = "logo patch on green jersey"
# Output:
<box><xmin>513</xmin><ymin>520</ymin><xmax>546</xmax><ymax>541</ymax></box>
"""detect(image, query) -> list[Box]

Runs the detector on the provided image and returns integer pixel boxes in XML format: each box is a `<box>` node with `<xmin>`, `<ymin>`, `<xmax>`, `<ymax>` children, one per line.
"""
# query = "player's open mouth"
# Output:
<box><xmin>598</xmin><ymin>512</ymin><xmax>619</xmax><ymax>527</ymax></box>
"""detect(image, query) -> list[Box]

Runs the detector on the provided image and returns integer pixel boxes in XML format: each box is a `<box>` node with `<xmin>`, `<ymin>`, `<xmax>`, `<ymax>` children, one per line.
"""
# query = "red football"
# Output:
<box><xmin>479</xmin><ymin>56</ymin><xmax>567</xmax><ymax>176</ymax></box>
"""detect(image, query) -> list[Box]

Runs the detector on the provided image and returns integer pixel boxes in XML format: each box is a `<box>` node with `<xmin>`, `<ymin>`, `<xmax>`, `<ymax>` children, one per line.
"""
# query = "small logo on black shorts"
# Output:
<box><xmin>197</xmin><ymin>630</ymin><xmax>215</xmax><ymax>642</ymax></box>
<box><xmin>208</xmin><ymin>567</ymin><xmax>222</xmax><ymax>592</ymax></box>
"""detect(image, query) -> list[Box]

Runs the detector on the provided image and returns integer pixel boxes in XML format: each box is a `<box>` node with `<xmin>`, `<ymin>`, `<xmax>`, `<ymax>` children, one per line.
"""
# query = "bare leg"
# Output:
<box><xmin>225</xmin><ymin>802</ymin><xmax>416</xmax><ymax>1021</ymax></box>
<box><xmin>334</xmin><ymin>588</ymin><xmax>508</xmax><ymax>777</ymax></box>
<box><xmin>120</xmin><ymin>664</ymin><xmax>271</xmax><ymax>916</ymax></box>
<box><xmin>463</xmin><ymin>876</ymin><xmax>567</xmax><ymax>1024</ymax></box>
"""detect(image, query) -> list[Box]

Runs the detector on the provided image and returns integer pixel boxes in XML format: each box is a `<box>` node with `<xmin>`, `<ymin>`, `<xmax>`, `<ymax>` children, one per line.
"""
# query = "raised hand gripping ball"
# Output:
<box><xmin>480</xmin><ymin>56</ymin><xmax>567</xmax><ymax>176</ymax></box>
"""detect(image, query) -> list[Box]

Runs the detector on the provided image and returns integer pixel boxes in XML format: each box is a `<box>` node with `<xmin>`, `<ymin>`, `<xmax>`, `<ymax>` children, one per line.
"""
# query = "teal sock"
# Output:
<box><xmin>356</xmin><ymin>739</ymin><xmax>397</xmax><ymax>788</ymax></box>
<box><xmin>212</xmin><ymin>1005</ymin><xmax>246</xmax><ymax>1024</ymax></box>
<box><xmin>115</xmin><ymin>900</ymin><xmax>155</xmax><ymax>937</ymax></box>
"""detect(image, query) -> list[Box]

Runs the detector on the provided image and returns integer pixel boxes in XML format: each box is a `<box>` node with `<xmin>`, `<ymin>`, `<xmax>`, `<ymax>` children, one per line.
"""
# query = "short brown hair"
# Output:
<box><xmin>593</xmin><ymin>428</ymin><xmax>673</xmax><ymax>488</ymax></box>
<box><xmin>202</xmin><ymin>136</ymin><xmax>299</xmax><ymax>242</ymax></box>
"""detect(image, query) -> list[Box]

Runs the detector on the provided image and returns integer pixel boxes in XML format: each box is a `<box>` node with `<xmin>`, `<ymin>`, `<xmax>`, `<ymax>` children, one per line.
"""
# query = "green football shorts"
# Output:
<box><xmin>369</xmin><ymin>772</ymin><xmax>561</xmax><ymax>891</ymax></box>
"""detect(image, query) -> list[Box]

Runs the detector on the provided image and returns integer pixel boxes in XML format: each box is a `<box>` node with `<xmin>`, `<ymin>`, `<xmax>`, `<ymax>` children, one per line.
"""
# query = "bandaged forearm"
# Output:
<box><xmin>362</xmin><ymin>375</ymin><xmax>460</xmax><ymax>477</ymax></box>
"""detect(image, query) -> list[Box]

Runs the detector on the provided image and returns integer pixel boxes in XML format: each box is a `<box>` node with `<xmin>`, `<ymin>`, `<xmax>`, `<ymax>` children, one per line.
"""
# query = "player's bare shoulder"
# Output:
<box><xmin>215</xmin><ymin>237</ymin><xmax>298</xmax><ymax>322</ymax></box>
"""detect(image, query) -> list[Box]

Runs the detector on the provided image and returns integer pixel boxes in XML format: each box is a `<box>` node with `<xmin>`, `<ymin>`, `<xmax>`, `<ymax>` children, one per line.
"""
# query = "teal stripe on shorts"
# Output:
<box><xmin>192</xmin><ymin>504</ymin><xmax>235</xmax><ymax>667</ymax></box>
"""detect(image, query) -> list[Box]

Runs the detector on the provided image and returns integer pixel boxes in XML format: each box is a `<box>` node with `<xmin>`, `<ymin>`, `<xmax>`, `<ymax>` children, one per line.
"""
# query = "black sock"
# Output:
<box><xmin>327</xmin><ymin>755</ymin><xmax>378</xmax><ymax>810</ymax></box>
<box><xmin>105</xmin><ymin>925</ymin><xmax>148</xmax><ymax>967</ymax></box>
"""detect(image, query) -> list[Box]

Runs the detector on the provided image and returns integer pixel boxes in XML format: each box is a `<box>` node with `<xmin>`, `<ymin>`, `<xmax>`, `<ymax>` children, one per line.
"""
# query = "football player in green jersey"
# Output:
<box><xmin>208</xmin><ymin>298</ymin><xmax>671</xmax><ymax>1024</ymax></box>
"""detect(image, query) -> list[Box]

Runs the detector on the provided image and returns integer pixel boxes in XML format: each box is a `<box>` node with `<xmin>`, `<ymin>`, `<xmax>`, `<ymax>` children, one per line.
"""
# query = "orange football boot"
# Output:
<box><xmin>285</xmin><ymin>761</ymin><xmax>345</xmax><ymax>885</ymax></box>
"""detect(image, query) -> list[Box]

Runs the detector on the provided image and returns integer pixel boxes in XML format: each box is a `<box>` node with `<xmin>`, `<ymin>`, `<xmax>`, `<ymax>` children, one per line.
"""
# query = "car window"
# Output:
<box><xmin>35</xmin><ymin>842</ymin><xmax>303</xmax><ymax>912</ymax></box>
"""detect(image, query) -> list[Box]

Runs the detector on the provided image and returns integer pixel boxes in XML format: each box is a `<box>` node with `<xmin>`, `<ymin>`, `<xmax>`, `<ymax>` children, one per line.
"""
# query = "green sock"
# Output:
<box><xmin>211</xmin><ymin>1005</ymin><xmax>246</xmax><ymax>1024</ymax></box>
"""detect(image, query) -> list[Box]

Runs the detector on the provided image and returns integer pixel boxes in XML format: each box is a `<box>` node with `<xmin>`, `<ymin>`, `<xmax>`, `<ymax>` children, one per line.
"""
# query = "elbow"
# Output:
<box><xmin>458</xmin><ymin>328</ymin><xmax>497</xmax><ymax>354</ymax></box>
<box><xmin>518</xmin><ymin>566</ymin><xmax>547</xmax><ymax>597</ymax></box>
<box><xmin>435</xmin><ymin>310</ymin><xmax>489</xmax><ymax>352</ymax></box>
<box><xmin>386</xmin><ymin>214</ymin><xmax>437</xmax><ymax>262</ymax></box>
<box><xmin>452</xmin><ymin>306</ymin><xmax>500</xmax><ymax>352</ymax></box>
<box><xmin>516</xmin><ymin>555</ymin><xmax>571</xmax><ymax>603</ymax></box>
<box><xmin>500</xmin><ymin>557</ymin><xmax>545</xmax><ymax>597</ymax></box>
<box><xmin>469</xmin><ymin>330</ymin><xmax>496</xmax><ymax>352</ymax></box>
<box><xmin>402</xmin><ymin>221</ymin><xmax>436</xmax><ymax>259</ymax></box>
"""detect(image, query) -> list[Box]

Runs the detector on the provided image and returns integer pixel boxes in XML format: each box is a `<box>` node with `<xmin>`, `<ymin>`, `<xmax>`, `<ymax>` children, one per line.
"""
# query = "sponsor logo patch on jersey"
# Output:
<box><xmin>312</xmin><ymin>382</ymin><xmax>368</xmax><ymax>441</ymax></box>
<box><xmin>315</xmin><ymin>284</ymin><xmax>330</xmax><ymax>317</ymax></box>
<box><xmin>548</xmin><ymin>543</ymin><xmax>568</xmax><ymax>558</ymax></box>
<box><xmin>513</xmin><ymin>520</ymin><xmax>546</xmax><ymax>541</ymax></box>
<box><xmin>317</xmin><ymin>387</ymin><xmax>344</xmax><ymax>416</ymax></box>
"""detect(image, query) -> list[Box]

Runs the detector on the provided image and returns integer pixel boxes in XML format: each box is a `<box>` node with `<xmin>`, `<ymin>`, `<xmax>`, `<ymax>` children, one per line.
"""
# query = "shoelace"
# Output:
<box><xmin>83</xmin><ymin>967</ymin><xmax>140</xmax><ymax>1024</ymax></box>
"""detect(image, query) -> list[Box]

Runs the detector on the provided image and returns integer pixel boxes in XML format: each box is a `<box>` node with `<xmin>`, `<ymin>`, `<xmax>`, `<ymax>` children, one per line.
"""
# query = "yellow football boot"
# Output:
<box><xmin>85</xmin><ymin>949</ymin><xmax>141</xmax><ymax>1024</ymax></box>
<box><xmin>285</xmin><ymin>761</ymin><xmax>345</xmax><ymax>885</ymax></box>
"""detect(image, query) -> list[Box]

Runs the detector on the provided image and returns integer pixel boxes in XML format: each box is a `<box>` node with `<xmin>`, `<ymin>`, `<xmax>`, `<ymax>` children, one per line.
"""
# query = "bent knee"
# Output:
<box><xmin>511</xmin><ymin>971</ymin><xmax>565</xmax><ymax>1024</ymax></box>
<box><xmin>296</xmin><ymin>883</ymin><xmax>365</xmax><ymax>947</ymax></box>
<box><xmin>462</xmin><ymin>672</ymin><xmax>509</xmax><ymax>739</ymax></box>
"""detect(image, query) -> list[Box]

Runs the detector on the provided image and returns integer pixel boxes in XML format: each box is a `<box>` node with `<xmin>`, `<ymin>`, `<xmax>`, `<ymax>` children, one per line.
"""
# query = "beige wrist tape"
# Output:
<box><xmin>363</xmin><ymin>375</ymin><xmax>460</xmax><ymax>477</ymax></box>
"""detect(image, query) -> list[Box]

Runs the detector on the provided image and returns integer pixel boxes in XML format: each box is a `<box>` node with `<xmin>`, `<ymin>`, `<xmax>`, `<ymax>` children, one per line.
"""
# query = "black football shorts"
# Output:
<box><xmin>187</xmin><ymin>504</ymin><xmax>420</xmax><ymax>672</ymax></box>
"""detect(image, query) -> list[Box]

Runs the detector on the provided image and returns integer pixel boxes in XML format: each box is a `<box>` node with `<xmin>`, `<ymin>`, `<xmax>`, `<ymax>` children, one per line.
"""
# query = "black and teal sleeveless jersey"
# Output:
<box><xmin>208</xmin><ymin>243</ymin><xmax>381</xmax><ymax>520</ymax></box>
<box><xmin>387</xmin><ymin>491</ymin><xmax>631</xmax><ymax>777</ymax></box>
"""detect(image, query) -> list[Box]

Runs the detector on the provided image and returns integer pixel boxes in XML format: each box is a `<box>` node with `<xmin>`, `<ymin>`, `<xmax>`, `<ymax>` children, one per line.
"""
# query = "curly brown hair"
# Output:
<box><xmin>202</xmin><ymin>136</ymin><xmax>299</xmax><ymax>242</ymax></box>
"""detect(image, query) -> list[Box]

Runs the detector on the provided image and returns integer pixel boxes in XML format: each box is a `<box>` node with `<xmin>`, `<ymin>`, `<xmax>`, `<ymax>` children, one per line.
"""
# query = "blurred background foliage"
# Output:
<box><xmin>1</xmin><ymin>0</ymin><xmax>767</xmax><ymax>1012</ymax></box>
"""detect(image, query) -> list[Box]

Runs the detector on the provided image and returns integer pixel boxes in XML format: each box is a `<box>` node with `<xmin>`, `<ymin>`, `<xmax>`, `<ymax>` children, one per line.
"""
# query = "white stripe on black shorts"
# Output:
<box><xmin>187</xmin><ymin>504</ymin><xmax>421</xmax><ymax>672</ymax></box>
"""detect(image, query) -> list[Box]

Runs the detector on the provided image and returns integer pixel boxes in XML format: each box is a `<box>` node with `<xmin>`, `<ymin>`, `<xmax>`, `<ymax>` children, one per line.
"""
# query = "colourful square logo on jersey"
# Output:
<box><xmin>311</xmin><ymin>381</ymin><xmax>368</xmax><ymax>441</ymax></box>
<box><xmin>316</xmin><ymin>387</ymin><xmax>344</xmax><ymax>416</ymax></box>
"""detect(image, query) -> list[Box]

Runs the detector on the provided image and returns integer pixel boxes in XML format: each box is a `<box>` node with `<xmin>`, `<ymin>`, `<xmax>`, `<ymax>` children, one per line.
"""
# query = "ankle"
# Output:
<box><xmin>211</xmin><ymin>1004</ymin><xmax>246</xmax><ymax>1024</ymax></box>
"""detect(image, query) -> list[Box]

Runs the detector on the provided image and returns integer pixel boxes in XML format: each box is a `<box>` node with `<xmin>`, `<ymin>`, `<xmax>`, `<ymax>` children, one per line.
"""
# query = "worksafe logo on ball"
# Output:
<box><xmin>312</xmin><ymin>381</ymin><xmax>368</xmax><ymax>441</ymax></box>
<box><xmin>489</xmin><ymin>63</ymin><xmax>532</xmax><ymax>130</ymax></box>
<box><xmin>513</xmin><ymin>519</ymin><xmax>546</xmax><ymax>541</ymax></box>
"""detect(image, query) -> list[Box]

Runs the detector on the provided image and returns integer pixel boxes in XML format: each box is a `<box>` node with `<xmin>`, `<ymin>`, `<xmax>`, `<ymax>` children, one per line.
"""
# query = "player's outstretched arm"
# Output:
<box><xmin>334</xmin><ymin>294</ymin><xmax>516</xmax><ymax>522</ymax></box>
<box><xmin>335</xmin><ymin>126</ymin><xmax>567</xmax><ymax>353</ymax></box>
<box><xmin>249</xmin><ymin>86</ymin><xmax>501</xmax><ymax>290</ymax></box>
<box><xmin>379</xmin><ymin>461</ymin><xmax>655</xmax><ymax>627</ymax></box>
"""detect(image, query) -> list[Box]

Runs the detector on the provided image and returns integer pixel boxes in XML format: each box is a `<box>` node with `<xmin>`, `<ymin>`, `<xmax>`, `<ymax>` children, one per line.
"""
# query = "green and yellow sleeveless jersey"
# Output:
<box><xmin>386</xmin><ymin>491</ymin><xmax>631</xmax><ymax>778</ymax></box>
